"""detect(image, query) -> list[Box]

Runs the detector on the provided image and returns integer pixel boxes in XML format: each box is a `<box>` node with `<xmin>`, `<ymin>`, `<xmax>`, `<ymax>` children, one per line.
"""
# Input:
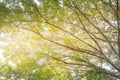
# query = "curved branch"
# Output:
<box><xmin>13</xmin><ymin>26</ymin><xmax>105</xmax><ymax>60</ymax></box>
<box><xmin>71</xmin><ymin>2</ymin><xmax>119</xmax><ymax>57</ymax></box>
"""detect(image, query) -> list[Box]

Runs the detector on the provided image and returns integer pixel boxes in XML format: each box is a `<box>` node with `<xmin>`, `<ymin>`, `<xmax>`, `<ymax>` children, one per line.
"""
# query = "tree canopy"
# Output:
<box><xmin>0</xmin><ymin>0</ymin><xmax>120</xmax><ymax>80</ymax></box>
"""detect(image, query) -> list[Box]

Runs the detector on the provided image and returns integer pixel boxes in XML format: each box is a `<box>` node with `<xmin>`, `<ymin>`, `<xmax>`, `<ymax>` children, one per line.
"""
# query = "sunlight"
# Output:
<box><xmin>37</xmin><ymin>58</ymin><xmax>46</xmax><ymax>66</ymax></box>
<box><xmin>0</xmin><ymin>49</ymin><xmax>5</xmax><ymax>63</ymax></box>
<box><xmin>0</xmin><ymin>0</ymin><xmax>119</xmax><ymax>79</ymax></box>
<box><xmin>8</xmin><ymin>61</ymin><xmax>16</xmax><ymax>67</ymax></box>
<box><xmin>0</xmin><ymin>0</ymin><xmax>3</xmax><ymax>2</ymax></box>
<box><xmin>34</xmin><ymin>0</ymin><xmax>42</xmax><ymax>6</ymax></box>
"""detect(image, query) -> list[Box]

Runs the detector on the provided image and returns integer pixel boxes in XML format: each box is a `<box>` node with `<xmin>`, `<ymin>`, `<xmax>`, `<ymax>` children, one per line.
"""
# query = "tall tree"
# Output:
<box><xmin>0</xmin><ymin>0</ymin><xmax>120</xmax><ymax>79</ymax></box>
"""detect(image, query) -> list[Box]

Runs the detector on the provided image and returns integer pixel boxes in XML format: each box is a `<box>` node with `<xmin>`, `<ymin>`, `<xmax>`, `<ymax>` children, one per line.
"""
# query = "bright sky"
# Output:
<box><xmin>34</xmin><ymin>0</ymin><xmax>41</xmax><ymax>6</ymax></box>
<box><xmin>0</xmin><ymin>33</ymin><xmax>8</xmax><ymax>63</ymax></box>
<box><xmin>0</xmin><ymin>48</ymin><xmax>5</xmax><ymax>62</ymax></box>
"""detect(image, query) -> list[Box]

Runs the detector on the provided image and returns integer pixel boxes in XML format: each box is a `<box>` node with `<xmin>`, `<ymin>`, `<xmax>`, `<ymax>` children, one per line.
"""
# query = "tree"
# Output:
<box><xmin>0</xmin><ymin>0</ymin><xmax>120</xmax><ymax>79</ymax></box>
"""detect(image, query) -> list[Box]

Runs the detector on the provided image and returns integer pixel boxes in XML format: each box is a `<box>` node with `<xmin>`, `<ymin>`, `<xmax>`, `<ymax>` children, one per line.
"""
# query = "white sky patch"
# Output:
<box><xmin>58</xmin><ymin>40</ymin><xmax>64</xmax><ymax>44</ymax></box>
<box><xmin>0</xmin><ymin>33</ymin><xmax>5</xmax><ymax>38</ymax></box>
<box><xmin>73</xmin><ymin>21</ymin><xmax>77</xmax><ymax>24</ymax></box>
<box><xmin>0</xmin><ymin>41</ymin><xmax>8</xmax><ymax>46</ymax></box>
<box><xmin>54</xmin><ymin>17</ymin><xmax>59</xmax><ymax>21</ymax></box>
<box><xmin>8</xmin><ymin>61</ymin><xmax>16</xmax><ymax>67</ymax></box>
<box><xmin>0</xmin><ymin>0</ymin><xmax>3</xmax><ymax>2</ymax></box>
<box><xmin>19</xmin><ymin>2</ymin><xmax>24</xmax><ymax>10</ymax></box>
<box><xmin>74</xmin><ymin>30</ymin><xmax>82</xmax><ymax>36</ymax></box>
<box><xmin>68</xmin><ymin>12</ymin><xmax>72</xmax><ymax>16</ymax></box>
<box><xmin>0</xmin><ymin>76</ymin><xmax>5</xmax><ymax>80</ymax></box>
<box><xmin>41</xmin><ymin>22</ymin><xmax>45</xmax><ymax>27</ymax></box>
<box><xmin>102</xmin><ymin>63</ymin><xmax>111</xmax><ymax>71</ymax></box>
<box><xmin>20</xmin><ymin>78</ymin><xmax>25</xmax><ymax>80</ymax></box>
<box><xmin>0</xmin><ymin>49</ymin><xmax>5</xmax><ymax>63</ymax></box>
<box><xmin>103</xmin><ymin>48</ymin><xmax>108</xmax><ymax>53</ymax></box>
<box><xmin>66</xmin><ymin>25</ymin><xmax>72</xmax><ymax>30</ymax></box>
<box><xmin>105</xmin><ymin>26</ymin><xmax>109</xmax><ymax>30</ymax></box>
<box><xmin>37</xmin><ymin>58</ymin><xmax>46</xmax><ymax>66</ymax></box>
<box><xmin>62</xmin><ymin>57</ymin><xmax>71</xmax><ymax>61</ymax></box>
<box><xmin>43</xmin><ymin>28</ymin><xmax>51</xmax><ymax>36</ymax></box>
<box><xmin>34</xmin><ymin>0</ymin><xmax>42</xmax><ymax>6</ymax></box>
<box><xmin>0</xmin><ymin>33</ymin><xmax>8</xmax><ymax>63</ymax></box>
<box><xmin>59</xmin><ymin>0</ymin><xmax>64</xmax><ymax>7</ymax></box>
<box><xmin>90</xmin><ymin>3</ymin><xmax>95</xmax><ymax>8</ymax></box>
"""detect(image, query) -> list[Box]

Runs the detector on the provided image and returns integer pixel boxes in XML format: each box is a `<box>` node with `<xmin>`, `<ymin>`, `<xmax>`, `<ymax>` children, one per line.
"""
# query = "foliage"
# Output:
<box><xmin>82</xmin><ymin>69</ymin><xmax>110</xmax><ymax>80</ymax></box>
<box><xmin>0</xmin><ymin>0</ymin><xmax>120</xmax><ymax>80</ymax></box>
